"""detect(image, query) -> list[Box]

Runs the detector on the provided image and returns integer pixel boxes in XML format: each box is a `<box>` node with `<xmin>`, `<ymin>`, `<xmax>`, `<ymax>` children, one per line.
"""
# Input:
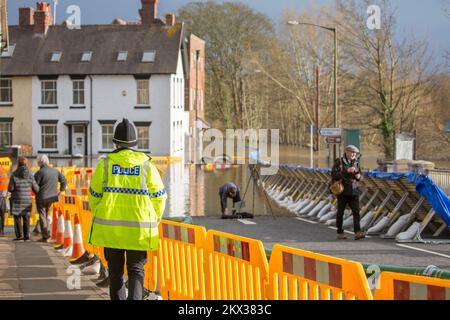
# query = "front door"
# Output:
<box><xmin>72</xmin><ymin>125</ymin><xmax>85</xmax><ymax>155</ymax></box>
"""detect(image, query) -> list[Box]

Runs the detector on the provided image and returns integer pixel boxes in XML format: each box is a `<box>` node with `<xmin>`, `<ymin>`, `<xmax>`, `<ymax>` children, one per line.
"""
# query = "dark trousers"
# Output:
<box><xmin>336</xmin><ymin>195</ymin><xmax>361</xmax><ymax>234</ymax></box>
<box><xmin>37</xmin><ymin>202</ymin><xmax>52</xmax><ymax>239</ymax></box>
<box><xmin>0</xmin><ymin>198</ymin><xmax>5</xmax><ymax>233</ymax></box>
<box><xmin>104</xmin><ymin>248</ymin><xmax>148</xmax><ymax>300</ymax></box>
<box><xmin>14</xmin><ymin>215</ymin><xmax>30</xmax><ymax>239</ymax></box>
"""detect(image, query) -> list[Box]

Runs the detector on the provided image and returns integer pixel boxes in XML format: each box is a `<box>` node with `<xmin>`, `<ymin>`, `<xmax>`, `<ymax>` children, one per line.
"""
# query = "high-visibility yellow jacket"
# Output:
<box><xmin>0</xmin><ymin>166</ymin><xmax>8</xmax><ymax>196</ymax></box>
<box><xmin>88</xmin><ymin>149</ymin><xmax>167</xmax><ymax>251</ymax></box>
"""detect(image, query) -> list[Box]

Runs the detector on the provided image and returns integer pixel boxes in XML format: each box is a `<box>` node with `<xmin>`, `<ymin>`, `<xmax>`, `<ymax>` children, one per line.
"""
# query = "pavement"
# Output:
<box><xmin>0</xmin><ymin>228</ymin><xmax>109</xmax><ymax>300</ymax></box>
<box><xmin>191</xmin><ymin>216</ymin><xmax>450</xmax><ymax>270</ymax></box>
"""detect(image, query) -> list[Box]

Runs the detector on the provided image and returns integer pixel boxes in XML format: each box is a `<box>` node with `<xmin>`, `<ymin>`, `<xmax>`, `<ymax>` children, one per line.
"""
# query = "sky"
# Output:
<box><xmin>7</xmin><ymin>0</ymin><xmax>450</xmax><ymax>63</ymax></box>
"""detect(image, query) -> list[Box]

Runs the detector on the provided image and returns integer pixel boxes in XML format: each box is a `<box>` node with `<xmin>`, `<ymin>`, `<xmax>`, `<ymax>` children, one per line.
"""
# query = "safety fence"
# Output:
<box><xmin>426</xmin><ymin>168</ymin><xmax>450</xmax><ymax>196</ymax></box>
<box><xmin>259</xmin><ymin>165</ymin><xmax>450</xmax><ymax>243</ymax></box>
<box><xmin>44</xmin><ymin>194</ymin><xmax>450</xmax><ymax>300</ymax></box>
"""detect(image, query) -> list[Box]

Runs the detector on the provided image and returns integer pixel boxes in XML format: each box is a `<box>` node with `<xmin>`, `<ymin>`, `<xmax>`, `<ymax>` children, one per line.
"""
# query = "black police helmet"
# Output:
<box><xmin>113</xmin><ymin>118</ymin><xmax>138</xmax><ymax>147</ymax></box>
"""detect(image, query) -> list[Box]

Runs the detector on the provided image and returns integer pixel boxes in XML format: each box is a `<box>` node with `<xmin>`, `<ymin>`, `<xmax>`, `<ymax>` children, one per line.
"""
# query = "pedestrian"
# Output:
<box><xmin>33</xmin><ymin>154</ymin><xmax>67</xmax><ymax>243</ymax></box>
<box><xmin>0</xmin><ymin>165</ymin><xmax>8</xmax><ymax>237</ymax></box>
<box><xmin>331</xmin><ymin>145</ymin><xmax>366</xmax><ymax>240</ymax></box>
<box><xmin>8</xmin><ymin>157</ymin><xmax>39</xmax><ymax>242</ymax></box>
<box><xmin>219</xmin><ymin>182</ymin><xmax>242</xmax><ymax>219</ymax></box>
<box><xmin>88</xmin><ymin>118</ymin><xmax>167</xmax><ymax>300</ymax></box>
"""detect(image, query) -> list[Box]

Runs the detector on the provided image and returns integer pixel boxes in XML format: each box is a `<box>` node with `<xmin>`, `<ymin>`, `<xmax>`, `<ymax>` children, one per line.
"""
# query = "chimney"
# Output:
<box><xmin>165</xmin><ymin>13</ymin><xmax>175</xmax><ymax>27</ymax></box>
<box><xmin>34</xmin><ymin>2</ymin><xmax>53</xmax><ymax>34</ymax></box>
<box><xmin>19</xmin><ymin>7</ymin><xmax>35</xmax><ymax>26</ymax></box>
<box><xmin>140</xmin><ymin>0</ymin><xmax>158</xmax><ymax>25</ymax></box>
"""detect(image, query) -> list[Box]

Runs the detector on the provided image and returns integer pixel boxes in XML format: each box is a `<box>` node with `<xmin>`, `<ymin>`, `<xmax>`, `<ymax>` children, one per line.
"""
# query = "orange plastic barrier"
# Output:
<box><xmin>204</xmin><ymin>230</ymin><xmax>269</xmax><ymax>300</ymax></box>
<box><xmin>158</xmin><ymin>220</ymin><xmax>207</xmax><ymax>300</ymax></box>
<box><xmin>268</xmin><ymin>244</ymin><xmax>373</xmax><ymax>300</ymax></box>
<box><xmin>374</xmin><ymin>272</ymin><xmax>450</xmax><ymax>300</ymax></box>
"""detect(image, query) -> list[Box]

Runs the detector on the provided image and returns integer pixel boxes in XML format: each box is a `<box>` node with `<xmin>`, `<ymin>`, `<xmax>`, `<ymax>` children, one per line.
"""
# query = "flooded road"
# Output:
<box><xmin>26</xmin><ymin>146</ymin><xmax>450</xmax><ymax>218</ymax></box>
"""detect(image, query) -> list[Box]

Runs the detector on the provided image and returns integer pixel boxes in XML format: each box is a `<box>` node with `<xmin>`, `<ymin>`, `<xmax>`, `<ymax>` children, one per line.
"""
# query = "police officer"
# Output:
<box><xmin>88</xmin><ymin>119</ymin><xmax>167</xmax><ymax>300</ymax></box>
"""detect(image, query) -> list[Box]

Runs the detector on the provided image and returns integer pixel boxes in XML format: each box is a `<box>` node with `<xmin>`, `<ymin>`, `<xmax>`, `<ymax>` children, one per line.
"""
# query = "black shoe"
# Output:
<box><xmin>70</xmin><ymin>251</ymin><xmax>94</xmax><ymax>265</ymax></box>
<box><xmin>96</xmin><ymin>276</ymin><xmax>110</xmax><ymax>288</ymax></box>
<box><xmin>13</xmin><ymin>237</ymin><xmax>24</xmax><ymax>241</ymax></box>
<box><xmin>32</xmin><ymin>229</ymin><xmax>41</xmax><ymax>236</ymax></box>
<box><xmin>37</xmin><ymin>238</ymin><xmax>49</xmax><ymax>243</ymax></box>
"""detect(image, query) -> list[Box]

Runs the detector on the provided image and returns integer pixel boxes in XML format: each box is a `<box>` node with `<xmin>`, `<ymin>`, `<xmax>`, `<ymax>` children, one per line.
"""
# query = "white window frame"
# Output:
<box><xmin>51</xmin><ymin>51</ymin><xmax>62</xmax><ymax>62</ymax></box>
<box><xmin>117</xmin><ymin>51</ymin><xmax>128</xmax><ymax>62</ymax></box>
<box><xmin>0</xmin><ymin>78</ymin><xmax>12</xmax><ymax>104</ymax></box>
<box><xmin>1</xmin><ymin>44</ymin><xmax>16</xmax><ymax>58</ymax></box>
<box><xmin>41</xmin><ymin>124</ymin><xmax>58</xmax><ymax>150</ymax></box>
<box><xmin>41</xmin><ymin>80</ymin><xmax>57</xmax><ymax>105</ymax></box>
<box><xmin>136</xmin><ymin>79</ymin><xmax>150</xmax><ymax>106</ymax></box>
<box><xmin>142</xmin><ymin>50</ymin><xmax>156</xmax><ymax>63</ymax></box>
<box><xmin>72</xmin><ymin>80</ymin><xmax>85</xmax><ymax>105</ymax></box>
<box><xmin>101</xmin><ymin>124</ymin><xmax>115</xmax><ymax>151</ymax></box>
<box><xmin>0</xmin><ymin>121</ymin><xmax>13</xmax><ymax>146</ymax></box>
<box><xmin>136</xmin><ymin>126</ymin><xmax>150</xmax><ymax>151</ymax></box>
<box><xmin>81</xmin><ymin>51</ymin><xmax>92</xmax><ymax>62</ymax></box>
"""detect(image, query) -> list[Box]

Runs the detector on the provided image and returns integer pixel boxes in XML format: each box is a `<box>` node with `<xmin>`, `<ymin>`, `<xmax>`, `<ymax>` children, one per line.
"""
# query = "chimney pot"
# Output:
<box><xmin>19</xmin><ymin>7</ymin><xmax>35</xmax><ymax>26</ymax></box>
<box><xmin>34</xmin><ymin>2</ymin><xmax>53</xmax><ymax>34</ymax></box>
<box><xmin>140</xmin><ymin>0</ymin><xmax>159</xmax><ymax>25</ymax></box>
<box><xmin>165</xmin><ymin>13</ymin><xmax>176</xmax><ymax>26</ymax></box>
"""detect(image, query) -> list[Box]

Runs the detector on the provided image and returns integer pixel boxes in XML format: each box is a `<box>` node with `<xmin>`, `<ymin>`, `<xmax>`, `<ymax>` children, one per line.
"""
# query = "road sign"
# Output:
<box><xmin>325</xmin><ymin>136</ymin><xmax>342</xmax><ymax>144</ymax></box>
<box><xmin>320</xmin><ymin>128</ymin><xmax>342</xmax><ymax>137</ymax></box>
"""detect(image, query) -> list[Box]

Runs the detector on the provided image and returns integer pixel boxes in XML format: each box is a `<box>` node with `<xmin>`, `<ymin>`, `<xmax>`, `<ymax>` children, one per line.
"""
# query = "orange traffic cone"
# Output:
<box><xmin>50</xmin><ymin>207</ymin><xmax>58</xmax><ymax>241</ymax></box>
<box><xmin>53</xmin><ymin>210</ymin><xmax>65</xmax><ymax>250</ymax></box>
<box><xmin>69</xmin><ymin>214</ymin><xmax>85</xmax><ymax>262</ymax></box>
<box><xmin>63</xmin><ymin>211</ymin><xmax>73</xmax><ymax>257</ymax></box>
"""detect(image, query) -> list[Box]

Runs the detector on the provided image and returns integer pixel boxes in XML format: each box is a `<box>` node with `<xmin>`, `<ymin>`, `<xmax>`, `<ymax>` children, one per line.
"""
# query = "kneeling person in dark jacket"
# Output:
<box><xmin>219</xmin><ymin>182</ymin><xmax>242</xmax><ymax>218</ymax></box>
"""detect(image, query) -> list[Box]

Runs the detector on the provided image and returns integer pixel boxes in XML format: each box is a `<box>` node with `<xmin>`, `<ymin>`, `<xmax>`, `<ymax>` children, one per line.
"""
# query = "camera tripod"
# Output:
<box><xmin>237</xmin><ymin>163</ymin><xmax>276</xmax><ymax>220</ymax></box>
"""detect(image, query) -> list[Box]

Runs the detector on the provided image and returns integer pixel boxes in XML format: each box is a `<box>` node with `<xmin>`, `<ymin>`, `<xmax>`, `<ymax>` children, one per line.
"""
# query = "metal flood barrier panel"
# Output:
<box><xmin>204</xmin><ymin>230</ymin><xmax>269</xmax><ymax>300</ymax></box>
<box><xmin>261</xmin><ymin>164</ymin><xmax>450</xmax><ymax>243</ymax></box>
<box><xmin>268</xmin><ymin>244</ymin><xmax>373</xmax><ymax>300</ymax></box>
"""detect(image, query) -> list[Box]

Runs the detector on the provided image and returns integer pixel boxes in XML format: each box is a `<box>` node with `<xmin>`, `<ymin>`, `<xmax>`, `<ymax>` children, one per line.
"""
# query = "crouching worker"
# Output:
<box><xmin>219</xmin><ymin>182</ymin><xmax>243</xmax><ymax>219</ymax></box>
<box><xmin>88</xmin><ymin>119</ymin><xmax>167</xmax><ymax>300</ymax></box>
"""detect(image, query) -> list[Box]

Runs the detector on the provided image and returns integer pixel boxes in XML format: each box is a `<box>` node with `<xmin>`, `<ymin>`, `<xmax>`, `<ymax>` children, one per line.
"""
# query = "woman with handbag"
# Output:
<box><xmin>8</xmin><ymin>157</ymin><xmax>39</xmax><ymax>242</ymax></box>
<box><xmin>331</xmin><ymin>145</ymin><xmax>365</xmax><ymax>240</ymax></box>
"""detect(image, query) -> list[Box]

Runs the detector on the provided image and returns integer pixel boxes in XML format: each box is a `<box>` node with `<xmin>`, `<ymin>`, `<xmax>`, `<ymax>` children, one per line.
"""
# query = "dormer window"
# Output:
<box><xmin>81</xmin><ymin>51</ymin><xmax>92</xmax><ymax>62</ymax></box>
<box><xmin>142</xmin><ymin>50</ymin><xmax>156</xmax><ymax>63</ymax></box>
<box><xmin>1</xmin><ymin>44</ymin><xmax>16</xmax><ymax>58</ymax></box>
<box><xmin>51</xmin><ymin>51</ymin><xmax>62</xmax><ymax>62</ymax></box>
<box><xmin>117</xmin><ymin>51</ymin><xmax>128</xmax><ymax>62</ymax></box>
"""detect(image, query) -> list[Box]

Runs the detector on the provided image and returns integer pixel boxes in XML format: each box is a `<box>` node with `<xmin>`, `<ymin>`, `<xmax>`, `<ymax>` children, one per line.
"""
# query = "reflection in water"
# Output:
<box><xmin>162</xmin><ymin>163</ymin><xmax>286</xmax><ymax>218</ymax></box>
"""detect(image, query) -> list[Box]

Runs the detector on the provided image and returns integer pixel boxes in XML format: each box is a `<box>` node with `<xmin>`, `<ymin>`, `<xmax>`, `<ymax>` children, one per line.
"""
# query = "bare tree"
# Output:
<box><xmin>179</xmin><ymin>1</ymin><xmax>274</xmax><ymax>130</ymax></box>
<box><xmin>333</xmin><ymin>0</ymin><xmax>436</xmax><ymax>159</ymax></box>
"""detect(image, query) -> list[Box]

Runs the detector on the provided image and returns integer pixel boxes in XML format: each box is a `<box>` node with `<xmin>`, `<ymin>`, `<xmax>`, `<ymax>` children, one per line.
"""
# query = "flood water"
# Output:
<box><xmin>25</xmin><ymin>146</ymin><xmax>450</xmax><ymax>218</ymax></box>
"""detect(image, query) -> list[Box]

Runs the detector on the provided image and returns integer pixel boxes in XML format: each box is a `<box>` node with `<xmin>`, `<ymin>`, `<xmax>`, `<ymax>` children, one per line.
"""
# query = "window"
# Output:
<box><xmin>101</xmin><ymin>125</ymin><xmax>115</xmax><ymax>150</ymax></box>
<box><xmin>136</xmin><ymin>79</ymin><xmax>149</xmax><ymax>105</ymax></box>
<box><xmin>142</xmin><ymin>50</ymin><xmax>156</xmax><ymax>63</ymax></box>
<box><xmin>72</xmin><ymin>80</ymin><xmax>85</xmax><ymax>105</ymax></box>
<box><xmin>41</xmin><ymin>124</ymin><xmax>57</xmax><ymax>149</ymax></box>
<box><xmin>41</xmin><ymin>80</ymin><xmax>57</xmax><ymax>105</ymax></box>
<box><xmin>117</xmin><ymin>51</ymin><xmax>128</xmax><ymax>62</ymax></box>
<box><xmin>1</xmin><ymin>44</ymin><xmax>16</xmax><ymax>58</ymax></box>
<box><xmin>81</xmin><ymin>51</ymin><xmax>92</xmax><ymax>62</ymax></box>
<box><xmin>136</xmin><ymin>126</ymin><xmax>150</xmax><ymax>150</ymax></box>
<box><xmin>0</xmin><ymin>78</ymin><xmax>12</xmax><ymax>104</ymax></box>
<box><xmin>51</xmin><ymin>51</ymin><xmax>62</xmax><ymax>62</ymax></box>
<box><xmin>0</xmin><ymin>121</ymin><xmax>12</xmax><ymax>146</ymax></box>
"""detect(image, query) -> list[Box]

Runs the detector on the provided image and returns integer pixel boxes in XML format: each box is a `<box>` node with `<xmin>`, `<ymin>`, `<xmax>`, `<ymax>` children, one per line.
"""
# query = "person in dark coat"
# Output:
<box><xmin>219</xmin><ymin>182</ymin><xmax>242</xmax><ymax>218</ymax></box>
<box><xmin>8</xmin><ymin>157</ymin><xmax>39</xmax><ymax>242</ymax></box>
<box><xmin>33</xmin><ymin>155</ymin><xmax>67</xmax><ymax>242</ymax></box>
<box><xmin>331</xmin><ymin>145</ymin><xmax>365</xmax><ymax>240</ymax></box>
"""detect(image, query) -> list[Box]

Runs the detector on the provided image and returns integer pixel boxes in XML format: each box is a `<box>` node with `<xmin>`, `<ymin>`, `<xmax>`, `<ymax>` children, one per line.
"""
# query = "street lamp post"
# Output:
<box><xmin>287</xmin><ymin>21</ymin><xmax>338</xmax><ymax>162</ymax></box>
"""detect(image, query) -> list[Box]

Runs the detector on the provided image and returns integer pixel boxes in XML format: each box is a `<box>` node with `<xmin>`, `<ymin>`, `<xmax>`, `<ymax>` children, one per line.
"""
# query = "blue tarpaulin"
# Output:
<box><xmin>415</xmin><ymin>175</ymin><xmax>450</xmax><ymax>228</ymax></box>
